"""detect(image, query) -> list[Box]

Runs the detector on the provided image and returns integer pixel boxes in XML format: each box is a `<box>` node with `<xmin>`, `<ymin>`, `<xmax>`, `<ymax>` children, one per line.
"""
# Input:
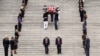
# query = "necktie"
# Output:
<box><xmin>46</xmin><ymin>38</ymin><xmax>48</xmax><ymax>44</ymax></box>
<box><xmin>58</xmin><ymin>38</ymin><xmax>60</xmax><ymax>44</ymax></box>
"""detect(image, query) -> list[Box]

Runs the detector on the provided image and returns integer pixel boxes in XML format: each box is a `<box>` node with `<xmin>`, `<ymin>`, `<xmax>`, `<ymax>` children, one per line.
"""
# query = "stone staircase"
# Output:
<box><xmin>0</xmin><ymin>0</ymin><xmax>100</xmax><ymax>56</ymax></box>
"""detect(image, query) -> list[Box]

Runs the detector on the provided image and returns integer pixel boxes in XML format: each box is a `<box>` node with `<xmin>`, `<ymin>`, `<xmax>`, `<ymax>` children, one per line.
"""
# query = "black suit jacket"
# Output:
<box><xmin>85</xmin><ymin>38</ymin><xmax>90</xmax><ymax>48</ymax></box>
<box><xmin>43</xmin><ymin>12</ymin><xmax>48</xmax><ymax>18</ymax></box>
<box><xmin>3</xmin><ymin>38</ymin><xmax>9</xmax><ymax>48</ymax></box>
<box><xmin>15</xmin><ymin>25</ymin><xmax>18</xmax><ymax>30</ymax></box>
<box><xmin>20</xmin><ymin>9</ymin><xmax>25</xmax><ymax>17</ymax></box>
<box><xmin>54</xmin><ymin>13</ymin><xmax>59</xmax><ymax>21</ymax></box>
<box><xmin>43</xmin><ymin>38</ymin><xmax>50</xmax><ymax>47</ymax></box>
<box><xmin>80</xmin><ymin>10</ymin><xmax>86</xmax><ymax>17</ymax></box>
<box><xmin>56</xmin><ymin>37</ymin><xmax>62</xmax><ymax>46</ymax></box>
<box><xmin>15</xmin><ymin>31</ymin><xmax>19</xmax><ymax>37</ymax></box>
<box><xmin>10</xmin><ymin>40</ymin><xmax>15</xmax><ymax>49</ymax></box>
<box><xmin>43</xmin><ymin>12</ymin><xmax>48</xmax><ymax>21</ymax></box>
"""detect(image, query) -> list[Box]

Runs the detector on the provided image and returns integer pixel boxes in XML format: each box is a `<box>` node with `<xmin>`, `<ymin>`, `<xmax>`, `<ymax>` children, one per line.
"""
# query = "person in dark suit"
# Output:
<box><xmin>82</xmin><ymin>35</ymin><xmax>86</xmax><ymax>48</ymax></box>
<box><xmin>22</xmin><ymin>0</ymin><xmax>28</xmax><ymax>6</ymax></box>
<box><xmin>14</xmin><ymin>37</ymin><xmax>18</xmax><ymax>54</ymax></box>
<box><xmin>85</xmin><ymin>37</ymin><xmax>90</xmax><ymax>56</ymax></box>
<box><xmin>18</xmin><ymin>22</ymin><xmax>22</xmax><ymax>32</ymax></box>
<box><xmin>15</xmin><ymin>29</ymin><xmax>19</xmax><ymax>40</ymax></box>
<box><xmin>54</xmin><ymin>12</ymin><xmax>59</xmax><ymax>30</ymax></box>
<box><xmin>79</xmin><ymin>7</ymin><xmax>86</xmax><ymax>22</ymax></box>
<box><xmin>15</xmin><ymin>24</ymin><xmax>18</xmax><ymax>31</ymax></box>
<box><xmin>83</xmin><ymin>22</ymin><xmax>87</xmax><ymax>35</ymax></box>
<box><xmin>3</xmin><ymin>37</ymin><xmax>9</xmax><ymax>56</ymax></box>
<box><xmin>78</xmin><ymin>0</ymin><xmax>82</xmax><ymax>8</ymax></box>
<box><xmin>10</xmin><ymin>37</ymin><xmax>15</xmax><ymax>56</ymax></box>
<box><xmin>82</xmin><ymin>34</ymin><xmax>86</xmax><ymax>53</ymax></box>
<box><xmin>83</xmin><ymin>14</ymin><xmax>87</xmax><ymax>26</ymax></box>
<box><xmin>43</xmin><ymin>37</ymin><xmax>50</xmax><ymax>54</ymax></box>
<box><xmin>18</xmin><ymin>13</ymin><xmax>22</xmax><ymax>32</ymax></box>
<box><xmin>20</xmin><ymin>6</ymin><xmax>25</xmax><ymax>18</ymax></box>
<box><xmin>79</xmin><ymin>0</ymin><xmax>84</xmax><ymax>8</ymax></box>
<box><xmin>55</xmin><ymin>37</ymin><xmax>62</xmax><ymax>54</ymax></box>
<box><xmin>21</xmin><ymin>2</ymin><xmax>26</xmax><ymax>8</ymax></box>
<box><xmin>81</xmin><ymin>0</ymin><xmax>84</xmax><ymax>7</ymax></box>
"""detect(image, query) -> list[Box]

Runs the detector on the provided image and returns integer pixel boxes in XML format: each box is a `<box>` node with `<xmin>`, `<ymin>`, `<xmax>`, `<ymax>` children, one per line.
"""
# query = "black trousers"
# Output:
<box><xmin>57</xmin><ymin>46</ymin><xmax>61</xmax><ymax>54</ymax></box>
<box><xmin>4</xmin><ymin>47</ymin><xmax>9</xmax><ymax>56</ymax></box>
<box><xmin>85</xmin><ymin>48</ymin><xmax>90</xmax><ymax>56</ymax></box>
<box><xmin>45</xmin><ymin>46</ymin><xmax>49</xmax><ymax>54</ymax></box>
<box><xmin>48</xmin><ymin>12</ymin><xmax>54</xmax><ymax>22</ymax></box>
<box><xmin>54</xmin><ymin>20</ymin><xmax>58</xmax><ymax>30</ymax></box>
<box><xmin>18</xmin><ymin>22</ymin><xmax>22</xmax><ymax>32</ymax></box>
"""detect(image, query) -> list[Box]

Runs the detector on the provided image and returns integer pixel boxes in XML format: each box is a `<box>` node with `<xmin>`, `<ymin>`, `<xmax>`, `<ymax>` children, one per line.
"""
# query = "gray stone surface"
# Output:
<box><xmin>0</xmin><ymin>0</ymin><xmax>100</xmax><ymax>56</ymax></box>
